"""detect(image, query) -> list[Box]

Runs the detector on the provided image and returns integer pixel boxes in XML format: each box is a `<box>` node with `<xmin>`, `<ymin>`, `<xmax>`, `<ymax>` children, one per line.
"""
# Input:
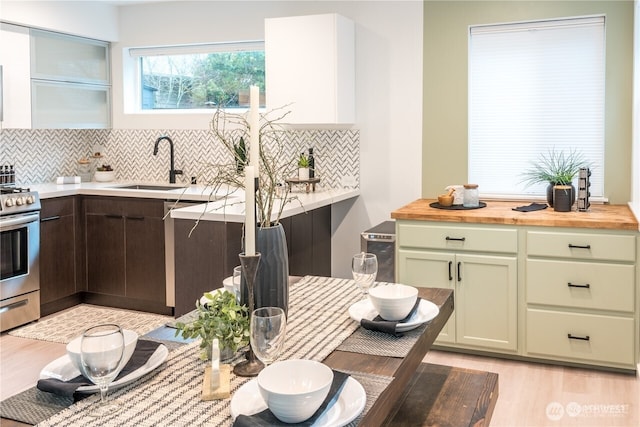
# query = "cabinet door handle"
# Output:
<box><xmin>448</xmin><ymin>261</ymin><xmax>453</xmax><ymax>281</ymax></box>
<box><xmin>567</xmin><ymin>282</ymin><xmax>591</xmax><ymax>289</ymax></box>
<box><xmin>105</xmin><ymin>214</ymin><xmax>123</xmax><ymax>219</ymax></box>
<box><xmin>446</xmin><ymin>236</ymin><xmax>466</xmax><ymax>242</ymax></box>
<box><xmin>567</xmin><ymin>333</ymin><xmax>590</xmax><ymax>341</ymax></box>
<box><xmin>457</xmin><ymin>262</ymin><xmax>462</xmax><ymax>282</ymax></box>
<box><xmin>126</xmin><ymin>216</ymin><xmax>145</xmax><ymax>220</ymax></box>
<box><xmin>40</xmin><ymin>215</ymin><xmax>61</xmax><ymax>222</ymax></box>
<box><xmin>568</xmin><ymin>243</ymin><xmax>591</xmax><ymax>249</ymax></box>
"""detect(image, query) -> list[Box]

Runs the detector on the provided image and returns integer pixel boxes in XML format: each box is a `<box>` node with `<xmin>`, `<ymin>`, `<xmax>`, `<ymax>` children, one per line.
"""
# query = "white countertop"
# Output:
<box><xmin>30</xmin><ymin>181</ymin><xmax>359</xmax><ymax>223</ymax></box>
<box><xmin>169</xmin><ymin>186</ymin><xmax>359</xmax><ymax>223</ymax></box>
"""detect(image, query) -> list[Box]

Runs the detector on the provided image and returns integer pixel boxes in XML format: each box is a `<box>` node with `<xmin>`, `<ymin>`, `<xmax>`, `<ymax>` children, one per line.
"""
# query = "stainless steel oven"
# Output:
<box><xmin>0</xmin><ymin>187</ymin><xmax>41</xmax><ymax>332</ymax></box>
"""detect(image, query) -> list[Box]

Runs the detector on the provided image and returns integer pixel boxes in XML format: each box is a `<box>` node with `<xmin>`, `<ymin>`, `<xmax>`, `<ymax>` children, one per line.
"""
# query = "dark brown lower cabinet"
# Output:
<box><xmin>173</xmin><ymin>205</ymin><xmax>331</xmax><ymax>317</ymax></box>
<box><xmin>84</xmin><ymin>196</ymin><xmax>170</xmax><ymax>315</ymax></box>
<box><xmin>40</xmin><ymin>197</ymin><xmax>83</xmax><ymax>316</ymax></box>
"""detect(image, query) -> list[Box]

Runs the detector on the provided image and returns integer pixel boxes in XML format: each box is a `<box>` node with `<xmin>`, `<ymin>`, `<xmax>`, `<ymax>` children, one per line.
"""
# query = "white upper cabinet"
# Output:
<box><xmin>0</xmin><ymin>23</ymin><xmax>32</xmax><ymax>129</ymax></box>
<box><xmin>30</xmin><ymin>29</ymin><xmax>111</xmax><ymax>129</ymax></box>
<box><xmin>265</xmin><ymin>13</ymin><xmax>355</xmax><ymax>124</ymax></box>
<box><xmin>0</xmin><ymin>25</ymin><xmax>110</xmax><ymax>129</ymax></box>
<box><xmin>31</xmin><ymin>29</ymin><xmax>110</xmax><ymax>85</ymax></box>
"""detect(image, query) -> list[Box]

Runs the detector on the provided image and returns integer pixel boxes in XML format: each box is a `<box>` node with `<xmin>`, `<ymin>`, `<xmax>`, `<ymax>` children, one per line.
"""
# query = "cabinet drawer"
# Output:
<box><xmin>526</xmin><ymin>259</ymin><xmax>635</xmax><ymax>313</ymax></box>
<box><xmin>41</xmin><ymin>197</ymin><xmax>75</xmax><ymax>218</ymax></box>
<box><xmin>398</xmin><ymin>223</ymin><xmax>517</xmax><ymax>253</ymax></box>
<box><xmin>526</xmin><ymin>308</ymin><xmax>635</xmax><ymax>366</ymax></box>
<box><xmin>85</xmin><ymin>197</ymin><xmax>164</xmax><ymax>218</ymax></box>
<box><xmin>527</xmin><ymin>231</ymin><xmax>635</xmax><ymax>262</ymax></box>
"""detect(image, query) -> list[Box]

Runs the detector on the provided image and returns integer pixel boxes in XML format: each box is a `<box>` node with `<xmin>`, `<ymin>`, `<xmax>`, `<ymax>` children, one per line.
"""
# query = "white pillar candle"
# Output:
<box><xmin>249</xmin><ymin>85</ymin><xmax>260</xmax><ymax>171</ymax></box>
<box><xmin>244</xmin><ymin>165</ymin><xmax>256</xmax><ymax>256</ymax></box>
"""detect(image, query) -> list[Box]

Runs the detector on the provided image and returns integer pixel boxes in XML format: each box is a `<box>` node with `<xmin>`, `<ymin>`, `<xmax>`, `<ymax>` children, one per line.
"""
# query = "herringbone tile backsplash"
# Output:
<box><xmin>1</xmin><ymin>128</ymin><xmax>359</xmax><ymax>189</ymax></box>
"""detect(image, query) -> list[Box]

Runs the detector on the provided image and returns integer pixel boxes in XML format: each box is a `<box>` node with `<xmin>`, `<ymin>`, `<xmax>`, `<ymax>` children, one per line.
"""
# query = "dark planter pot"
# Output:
<box><xmin>546</xmin><ymin>183</ymin><xmax>575</xmax><ymax>208</ymax></box>
<box><xmin>254</xmin><ymin>223</ymin><xmax>289</xmax><ymax>316</ymax></box>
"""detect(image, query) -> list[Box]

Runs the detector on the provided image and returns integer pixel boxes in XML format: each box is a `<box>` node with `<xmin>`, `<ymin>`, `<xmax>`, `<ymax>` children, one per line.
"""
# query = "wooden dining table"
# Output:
<box><xmin>2</xmin><ymin>279</ymin><xmax>464</xmax><ymax>426</ymax></box>
<box><xmin>324</xmin><ymin>286</ymin><xmax>454</xmax><ymax>426</ymax></box>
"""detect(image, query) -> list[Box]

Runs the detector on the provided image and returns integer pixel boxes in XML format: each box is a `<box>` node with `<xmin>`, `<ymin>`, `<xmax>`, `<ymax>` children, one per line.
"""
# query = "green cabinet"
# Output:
<box><xmin>524</xmin><ymin>228</ymin><xmax>637</xmax><ymax>370</ymax></box>
<box><xmin>396</xmin><ymin>216</ymin><xmax>639</xmax><ymax>371</ymax></box>
<box><xmin>397</xmin><ymin>222</ymin><xmax>518</xmax><ymax>352</ymax></box>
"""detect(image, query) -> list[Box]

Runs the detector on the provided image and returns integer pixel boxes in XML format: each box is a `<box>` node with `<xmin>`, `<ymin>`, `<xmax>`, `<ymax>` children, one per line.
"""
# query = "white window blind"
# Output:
<box><xmin>468</xmin><ymin>16</ymin><xmax>605</xmax><ymax>197</ymax></box>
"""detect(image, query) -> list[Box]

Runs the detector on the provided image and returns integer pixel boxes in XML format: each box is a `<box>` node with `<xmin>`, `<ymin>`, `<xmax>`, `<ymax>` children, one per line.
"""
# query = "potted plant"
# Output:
<box><xmin>174</xmin><ymin>290</ymin><xmax>249</xmax><ymax>361</ymax></box>
<box><xmin>297</xmin><ymin>152</ymin><xmax>310</xmax><ymax>180</ymax></box>
<box><xmin>520</xmin><ymin>147</ymin><xmax>591</xmax><ymax>206</ymax></box>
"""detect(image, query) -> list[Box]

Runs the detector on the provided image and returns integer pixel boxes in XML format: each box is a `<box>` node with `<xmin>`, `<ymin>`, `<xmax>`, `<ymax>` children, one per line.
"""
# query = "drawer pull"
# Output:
<box><xmin>40</xmin><ymin>215</ymin><xmax>61</xmax><ymax>222</ymax></box>
<box><xmin>567</xmin><ymin>282</ymin><xmax>591</xmax><ymax>289</ymax></box>
<box><xmin>567</xmin><ymin>333</ymin><xmax>590</xmax><ymax>341</ymax></box>
<box><xmin>448</xmin><ymin>261</ymin><xmax>453</xmax><ymax>281</ymax></box>
<box><xmin>446</xmin><ymin>236</ymin><xmax>466</xmax><ymax>242</ymax></box>
<box><xmin>457</xmin><ymin>262</ymin><xmax>462</xmax><ymax>282</ymax></box>
<box><xmin>568</xmin><ymin>243</ymin><xmax>591</xmax><ymax>250</ymax></box>
<box><xmin>105</xmin><ymin>214</ymin><xmax>123</xmax><ymax>219</ymax></box>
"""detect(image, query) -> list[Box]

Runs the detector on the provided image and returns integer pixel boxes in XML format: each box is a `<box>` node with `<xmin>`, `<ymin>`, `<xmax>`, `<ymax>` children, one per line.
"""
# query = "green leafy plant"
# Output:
<box><xmin>174</xmin><ymin>290</ymin><xmax>249</xmax><ymax>360</ymax></box>
<box><xmin>297</xmin><ymin>153</ymin><xmax>310</xmax><ymax>168</ymax></box>
<box><xmin>521</xmin><ymin>147</ymin><xmax>591</xmax><ymax>187</ymax></box>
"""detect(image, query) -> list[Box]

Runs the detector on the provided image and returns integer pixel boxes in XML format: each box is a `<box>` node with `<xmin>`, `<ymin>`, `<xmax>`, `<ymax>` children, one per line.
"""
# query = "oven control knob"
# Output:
<box><xmin>15</xmin><ymin>196</ymin><xmax>25</xmax><ymax>206</ymax></box>
<box><xmin>26</xmin><ymin>195</ymin><xmax>35</xmax><ymax>204</ymax></box>
<box><xmin>5</xmin><ymin>197</ymin><xmax>15</xmax><ymax>207</ymax></box>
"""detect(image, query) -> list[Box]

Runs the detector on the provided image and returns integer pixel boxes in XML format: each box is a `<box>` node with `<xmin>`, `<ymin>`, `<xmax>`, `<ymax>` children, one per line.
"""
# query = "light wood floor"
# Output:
<box><xmin>2</xmin><ymin>330</ymin><xmax>638</xmax><ymax>426</ymax></box>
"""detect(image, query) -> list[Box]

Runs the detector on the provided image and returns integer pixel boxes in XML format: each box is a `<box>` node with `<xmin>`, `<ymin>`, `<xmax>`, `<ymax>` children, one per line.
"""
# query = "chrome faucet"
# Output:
<box><xmin>153</xmin><ymin>136</ymin><xmax>183</xmax><ymax>183</ymax></box>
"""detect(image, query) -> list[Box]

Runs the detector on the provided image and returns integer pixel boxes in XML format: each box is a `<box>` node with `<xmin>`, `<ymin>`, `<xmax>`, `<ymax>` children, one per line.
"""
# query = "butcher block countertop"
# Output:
<box><xmin>391</xmin><ymin>199</ymin><xmax>639</xmax><ymax>231</ymax></box>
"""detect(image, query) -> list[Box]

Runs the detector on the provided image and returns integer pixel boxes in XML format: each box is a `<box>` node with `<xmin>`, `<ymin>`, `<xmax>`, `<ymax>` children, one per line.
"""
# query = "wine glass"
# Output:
<box><xmin>80</xmin><ymin>324</ymin><xmax>125</xmax><ymax>417</ymax></box>
<box><xmin>250</xmin><ymin>307</ymin><xmax>287</xmax><ymax>366</ymax></box>
<box><xmin>352</xmin><ymin>252</ymin><xmax>378</xmax><ymax>295</ymax></box>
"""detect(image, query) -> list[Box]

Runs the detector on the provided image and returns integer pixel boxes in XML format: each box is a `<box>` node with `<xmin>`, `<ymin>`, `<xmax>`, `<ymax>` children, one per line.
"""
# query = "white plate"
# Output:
<box><xmin>349</xmin><ymin>299</ymin><xmax>439</xmax><ymax>332</ymax></box>
<box><xmin>40</xmin><ymin>344</ymin><xmax>169</xmax><ymax>394</ymax></box>
<box><xmin>230</xmin><ymin>376</ymin><xmax>366</xmax><ymax>427</ymax></box>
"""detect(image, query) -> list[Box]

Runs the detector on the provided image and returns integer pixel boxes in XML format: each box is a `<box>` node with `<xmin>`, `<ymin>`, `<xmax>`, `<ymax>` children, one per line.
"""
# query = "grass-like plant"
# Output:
<box><xmin>521</xmin><ymin>147</ymin><xmax>591</xmax><ymax>187</ymax></box>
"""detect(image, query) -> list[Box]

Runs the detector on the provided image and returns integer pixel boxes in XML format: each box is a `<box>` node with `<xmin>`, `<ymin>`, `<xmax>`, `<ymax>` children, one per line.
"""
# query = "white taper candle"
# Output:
<box><xmin>244</xmin><ymin>165</ymin><xmax>256</xmax><ymax>256</ymax></box>
<box><xmin>249</xmin><ymin>85</ymin><xmax>260</xmax><ymax>171</ymax></box>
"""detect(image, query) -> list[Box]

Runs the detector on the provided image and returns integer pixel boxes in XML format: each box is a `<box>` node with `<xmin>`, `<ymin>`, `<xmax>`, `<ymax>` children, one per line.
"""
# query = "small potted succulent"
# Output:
<box><xmin>520</xmin><ymin>148</ymin><xmax>591</xmax><ymax>206</ymax></box>
<box><xmin>94</xmin><ymin>164</ymin><xmax>115</xmax><ymax>182</ymax></box>
<box><xmin>297</xmin><ymin>152</ymin><xmax>310</xmax><ymax>180</ymax></box>
<box><xmin>174</xmin><ymin>290</ymin><xmax>249</xmax><ymax>361</ymax></box>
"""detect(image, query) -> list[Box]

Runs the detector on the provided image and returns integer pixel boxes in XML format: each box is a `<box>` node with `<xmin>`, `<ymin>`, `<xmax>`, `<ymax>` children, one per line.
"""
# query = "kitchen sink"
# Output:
<box><xmin>113</xmin><ymin>184</ymin><xmax>183</xmax><ymax>191</ymax></box>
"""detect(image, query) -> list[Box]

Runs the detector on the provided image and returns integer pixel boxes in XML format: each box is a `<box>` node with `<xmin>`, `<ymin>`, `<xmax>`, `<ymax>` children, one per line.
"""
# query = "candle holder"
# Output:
<box><xmin>233</xmin><ymin>252</ymin><xmax>265</xmax><ymax>377</ymax></box>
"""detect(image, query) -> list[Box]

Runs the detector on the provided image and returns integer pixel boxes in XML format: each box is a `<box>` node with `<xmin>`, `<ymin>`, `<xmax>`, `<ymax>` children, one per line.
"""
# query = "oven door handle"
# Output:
<box><xmin>0</xmin><ymin>212</ymin><xmax>40</xmax><ymax>230</ymax></box>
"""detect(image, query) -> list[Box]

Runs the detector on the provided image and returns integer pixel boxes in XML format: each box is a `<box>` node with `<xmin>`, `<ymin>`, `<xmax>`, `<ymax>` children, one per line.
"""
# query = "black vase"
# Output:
<box><xmin>546</xmin><ymin>183</ymin><xmax>575</xmax><ymax>208</ymax></box>
<box><xmin>255</xmin><ymin>223</ymin><xmax>289</xmax><ymax>316</ymax></box>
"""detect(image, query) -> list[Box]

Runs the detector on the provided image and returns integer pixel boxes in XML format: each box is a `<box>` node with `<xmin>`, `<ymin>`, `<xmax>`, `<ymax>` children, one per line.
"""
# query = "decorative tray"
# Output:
<box><xmin>429</xmin><ymin>202</ymin><xmax>487</xmax><ymax>210</ymax></box>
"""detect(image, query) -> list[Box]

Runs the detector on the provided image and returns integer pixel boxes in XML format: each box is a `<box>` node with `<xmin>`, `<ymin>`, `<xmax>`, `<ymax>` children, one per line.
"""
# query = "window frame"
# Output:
<box><xmin>125</xmin><ymin>40</ymin><xmax>265</xmax><ymax>114</ymax></box>
<box><xmin>467</xmin><ymin>15</ymin><xmax>606</xmax><ymax>201</ymax></box>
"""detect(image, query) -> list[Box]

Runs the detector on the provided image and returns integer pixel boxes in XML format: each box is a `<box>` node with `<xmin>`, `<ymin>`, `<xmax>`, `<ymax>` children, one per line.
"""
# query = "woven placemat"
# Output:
<box><xmin>8</xmin><ymin>304</ymin><xmax>173</xmax><ymax>344</ymax></box>
<box><xmin>336</xmin><ymin>322</ymin><xmax>430</xmax><ymax>357</ymax></box>
<box><xmin>343</xmin><ymin>369</ymin><xmax>393</xmax><ymax>426</ymax></box>
<box><xmin>0</xmin><ymin>387</ymin><xmax>75</xmax><ymax>425</ymax></box>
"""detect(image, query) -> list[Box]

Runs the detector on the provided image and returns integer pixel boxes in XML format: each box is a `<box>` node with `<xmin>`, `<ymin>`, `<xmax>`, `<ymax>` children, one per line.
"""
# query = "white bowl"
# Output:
<box><xmin>94</xmin><ymin>170</ymin><xmax>115</xmax><ymax>182</ymax></box>
<box><xmin>368</xmin><ymin>284</ymin><xmax>419</xmax><ymax>321</ymax></box>
<box><xmin>257</xmin><ymin>359</ymin><xmax>333</xmax><ymax>423</ymax></box>
<box><xmin>66</xmin><ymin>328</ymin><xmax>138</xmax><ymax>378</ymax></box>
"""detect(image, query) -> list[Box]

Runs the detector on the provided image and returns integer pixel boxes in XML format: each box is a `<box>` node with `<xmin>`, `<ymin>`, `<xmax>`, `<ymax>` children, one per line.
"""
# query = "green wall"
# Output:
<box><xmin>423</xmin><ymin>1</ymin><xmax>634</xmax><ymax>203</ymax></box>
